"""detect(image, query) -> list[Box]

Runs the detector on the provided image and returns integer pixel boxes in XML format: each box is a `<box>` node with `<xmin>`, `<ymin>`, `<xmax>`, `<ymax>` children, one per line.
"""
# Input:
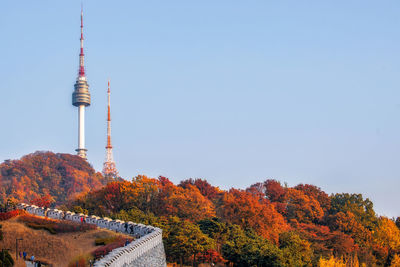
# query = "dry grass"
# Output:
<box><xmin>18</xmin><ymin>214</ymin><xmax>96</xmax><ymax>234</ymax></box>
<box><xmin>0</xmin><ymin>216</ymin><xmax>129</xmax><ymax>267</ymax></box>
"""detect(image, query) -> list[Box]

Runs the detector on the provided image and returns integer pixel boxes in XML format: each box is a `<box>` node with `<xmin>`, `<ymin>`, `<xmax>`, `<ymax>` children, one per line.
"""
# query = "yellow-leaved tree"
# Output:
<box><xmin>390</xmin><ymin>254</ymin><xmax>400</xmax><ymax>267</ymax></box>
<box><xmin>319</xmin><ymin>256</ymin><xmax>346</xmax><ymax>267</ymax></box>
<box><xmin>374</xmin><ymin>217</ymin><xmax>400</xmax><ymax>251</ymax></box>
<box><xmin>319</xmin><ymin>255</ymin><xmax>364</xmax><ymax>267</ymax></box>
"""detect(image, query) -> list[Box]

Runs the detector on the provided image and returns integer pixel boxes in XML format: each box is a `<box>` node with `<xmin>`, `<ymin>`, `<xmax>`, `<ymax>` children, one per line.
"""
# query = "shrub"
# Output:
<box><xmin>94</xmin><ymin>236</ymin><xmax>119</xmax><ymax>246</ymax></box>
<box><xmin>18</xmin><ymin>214</ymin><xmax>96</xmax><ymax>234</ymax></box>
<box><xmin>26</xmin><ymin>222</ymin><xmax>57</xmax><ymax>234</ymax></box>
<box><xmin>68</xmin><ymin>254</ymin><xmax>93</xmax><ymax>267</ymax></box>
<box><xmin>192</xmin><ymin>249</ymin><xmax>227</xmax><ymax>264</ymax></box>
<box><xmin>92</xmin><ymin>237</ymin><xmax>133</xmax><ymax>259</ymax></box>
<box><xmin>0</xmin><ymin>209</ymin><xmax>25</xmax><ymax>221</ymax></box>
<box><xmin>0</xmin><ymin>250</ymin><xmax>14</xmax><ymax>267</ymax></box>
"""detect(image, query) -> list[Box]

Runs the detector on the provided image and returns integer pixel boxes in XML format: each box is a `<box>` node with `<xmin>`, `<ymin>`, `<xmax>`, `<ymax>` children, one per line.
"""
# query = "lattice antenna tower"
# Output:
<box><xmin>102</xmin><ymin>80</ymin><xmax>118</xmax><ymax>178</ymax></box>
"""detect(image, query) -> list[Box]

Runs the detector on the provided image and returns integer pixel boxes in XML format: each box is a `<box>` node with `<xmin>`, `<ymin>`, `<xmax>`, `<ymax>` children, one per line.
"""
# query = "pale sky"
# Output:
<box><xmin>1</xmin><ymin>1</ymin><xmax>400</xmax><ymax>217</ymax></box>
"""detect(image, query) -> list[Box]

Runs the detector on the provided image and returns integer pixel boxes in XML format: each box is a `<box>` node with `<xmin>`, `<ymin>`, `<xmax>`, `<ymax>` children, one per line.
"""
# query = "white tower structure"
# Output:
<box><xmin>72</xmin><ymin>8</ymin><xmax>91</xmax><ymax>159</ymax></box>
<box><xmin>103</xmin><ymin>81</ymin><xmax>118</xmax><ymax>177</ymax></box>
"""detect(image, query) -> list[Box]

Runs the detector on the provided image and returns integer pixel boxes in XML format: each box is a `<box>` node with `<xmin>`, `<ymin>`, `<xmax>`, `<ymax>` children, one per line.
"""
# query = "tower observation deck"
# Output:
<box><xmin>72</xmin><ymin>8</ymin><xmax>91</xmax><ymax>159</ymax></box>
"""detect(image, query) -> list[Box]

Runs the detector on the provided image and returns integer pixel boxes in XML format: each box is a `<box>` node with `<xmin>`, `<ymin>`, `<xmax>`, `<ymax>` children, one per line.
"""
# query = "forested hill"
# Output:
<box><xmin>0</xmin><ymin>151</ymin><xmax>110</xmax><ymax>204</ymax></box>
<box><xmin>72</xmin><ymin>177</ymin><xmax>400</xmax><ymax>266</ymax></box>
<box><xmin>1</xmin><ymin>152</ymin><xmax>400</xmax><ymax>266</ymax></box>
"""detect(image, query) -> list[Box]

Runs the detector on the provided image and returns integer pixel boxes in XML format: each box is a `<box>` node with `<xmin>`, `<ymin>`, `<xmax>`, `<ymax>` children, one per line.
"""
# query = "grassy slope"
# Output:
<box><xmin>0</xmin><ymin>217</ymin><xmax>128</xmax><ymax>267</ymax></box>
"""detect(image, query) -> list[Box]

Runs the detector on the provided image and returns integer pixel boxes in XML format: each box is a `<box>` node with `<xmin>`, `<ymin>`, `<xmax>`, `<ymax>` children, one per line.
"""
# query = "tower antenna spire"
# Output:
<box><xmin>103</xmin><ymin>80</ymin><xmax>118</xmax><ymax>178</ymax></box>
<box><xmin>79</xmin><ymin>4</ymin><xmax>85</xmax><ymax>77</ymax></box>
<box><xmin>72</xmin><ymin>6</ymin><xmax>91</xmax><ymax>159</ymax></box>
<box><xmin>106</xmin><ymin>79</ymin><xmax>112</xmax><ymax>149</ymax></box>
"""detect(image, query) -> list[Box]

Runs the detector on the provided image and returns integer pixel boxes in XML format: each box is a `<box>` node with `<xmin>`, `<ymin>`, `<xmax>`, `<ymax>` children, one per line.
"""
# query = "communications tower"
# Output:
<box><xmin>102</xmin><ymin>81</ymin><xmax>118</xmax><ymax>177</ymax></box>
<box><xmin>72</xmin><ymin>8</ymin><xmax>91</xmax><ymax>159</ymax></box>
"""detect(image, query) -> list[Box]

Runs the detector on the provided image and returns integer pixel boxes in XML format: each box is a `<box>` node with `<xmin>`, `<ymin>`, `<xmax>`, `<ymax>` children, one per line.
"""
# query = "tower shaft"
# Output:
<box><xmin>77</xmin><ymin>105</ymin><xmax>86</xmax><ymax>157</ymax></box>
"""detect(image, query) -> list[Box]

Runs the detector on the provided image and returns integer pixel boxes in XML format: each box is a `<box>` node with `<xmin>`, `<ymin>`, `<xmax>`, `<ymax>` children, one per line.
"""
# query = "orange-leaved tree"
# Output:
<box><xmin>156</xmin><ymin>177</ymin><xmax>215</xmax><ymax>221</ymax></box>
<box><xmin>217</xmin><ymin>188</ymin><xmax>289</xmax><ymax>243</ymax></box>
<box><xmin>285</xmin><ymin>188</ymin><xmax>324</xmax><ymax>224</ymax></box>
<box><xmin>30</xmin><ymin>194</ymin><xmax>55</xmax><ymax>208</ymax></box>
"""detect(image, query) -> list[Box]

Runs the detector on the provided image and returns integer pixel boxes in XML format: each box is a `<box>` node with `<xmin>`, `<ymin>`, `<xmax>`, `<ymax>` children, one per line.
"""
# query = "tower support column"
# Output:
<box><xmin>76</xmin><ymin>105</ymin><xmax>87</xmax><ymax>158</ymax></box>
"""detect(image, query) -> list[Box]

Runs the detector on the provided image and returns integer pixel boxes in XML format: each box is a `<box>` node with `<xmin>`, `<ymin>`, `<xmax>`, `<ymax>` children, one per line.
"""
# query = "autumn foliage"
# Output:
<box><xmin>65</xmin><ymin>176</ymin><xmax>400</xmax><ymax>266</ymax></box>
<box><xmin>18</xmin><ymin>214</ymin><xmax>96</xmax><ymax>234</ymax></box>
<box><xmin>92</xmin><ymin>237</ymin><xmax>133</xmax><ymax>259</ymax></box>
<box><xmin>0</xmin><ymin>151</ymin><xmax>111</xmax><ymax>205</ymax></box>
<box><xmin>1</xmin><ymin>152</ymin><xmax>399</xmax><ymax>266</ymax></box>
<box><xmin>0</xmin><ymin>209</ymin><xmax>25</xmax><ymax>221</ymax></box>
<box><xmin>217</xmin><ymin>188</ymin><xmax>289</xmax><ymax>243</ymax></box>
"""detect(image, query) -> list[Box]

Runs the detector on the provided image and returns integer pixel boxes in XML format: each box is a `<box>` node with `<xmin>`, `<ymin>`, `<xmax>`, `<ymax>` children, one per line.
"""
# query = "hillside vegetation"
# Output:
<box><xmin>1</xmin><ymin>152</ymin><xmax>400</xmax><ymax>266</ymax></box>
<box><xmin>0</xmin><ymin>151</ymin><xmax>110</xmax><ymax>204</ymax></box>
<box><xmin>73</xmin><ymin>177</ymin><xmax>400</xmax><ymax>267</ymax></box>
<box><xmin>0</xmin><ymin>215</ymin><xmax>126</xmax><ymax>267</ymax></box>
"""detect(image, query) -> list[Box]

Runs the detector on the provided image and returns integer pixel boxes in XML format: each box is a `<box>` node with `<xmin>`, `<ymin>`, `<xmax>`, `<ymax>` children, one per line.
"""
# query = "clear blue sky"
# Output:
<box><xmin>1</xmin><ymin>1</ymin><xmax>400</xmax><ymax>217</ymax></box>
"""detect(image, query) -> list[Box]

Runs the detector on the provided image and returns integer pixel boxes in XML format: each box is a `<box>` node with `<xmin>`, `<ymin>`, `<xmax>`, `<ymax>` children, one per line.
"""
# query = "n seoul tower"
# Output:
<box><xmin>72</xmin><ymin>8</ymin><xmax>91</xmax><ymax>159</ymax></box>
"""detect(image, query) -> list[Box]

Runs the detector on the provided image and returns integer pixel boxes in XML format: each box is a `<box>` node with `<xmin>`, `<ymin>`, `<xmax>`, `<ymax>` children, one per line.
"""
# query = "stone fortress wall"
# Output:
<box><xmin>17</xmin><ymin>203</ymin><xmax>167</xmax><ymax>267</ymax></box>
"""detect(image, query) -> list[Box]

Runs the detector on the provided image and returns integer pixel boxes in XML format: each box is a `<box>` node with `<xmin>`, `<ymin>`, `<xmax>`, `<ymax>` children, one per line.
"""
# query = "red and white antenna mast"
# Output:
<box><xmin>102</xmin><ymin>80</ymin><xmax>118</xmax><ymax>177</ymax></box>
<box><xmin>79</xmin><ymin>6</ymin><xmax>85</xmax><ymax>77</ymax></box>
